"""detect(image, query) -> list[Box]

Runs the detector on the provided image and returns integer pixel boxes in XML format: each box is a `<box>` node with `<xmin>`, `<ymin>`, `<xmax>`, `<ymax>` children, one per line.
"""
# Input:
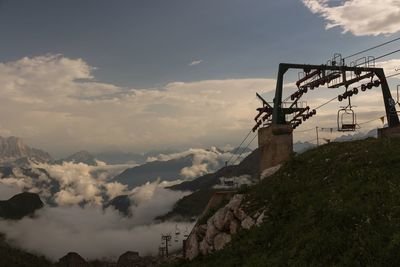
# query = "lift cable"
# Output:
<box><xmin>355</xmin><ymin>48</ymin><xmax>400</xmax><ymax>67</ymax></box>
<box><xmin>226</xmin><ymin>128</ymin><xmax>253</xmax><ymax>165</ymax></box>
<box><xmin>343</xmin><ymin>37</ymin><xmax>400</xmax><ymax>60</ymax></box>
<box><xmin>293</xmin><ymin>127</ymin><xmax>315</xmax><ymax>133</ymax></box>
<box><xmin>386</xmin><ymin>72</ymin><xmax>400</xmax><ymax>79</ymax></box>
<box><xmin>358</xmin><ymin>116</ymin><xmax>385</xmax><ymax>126</ymax></box>
<box><xmin>231</xmin><ymin>132</ymin><xmax>258</xmax><ymax>165</ymax></box>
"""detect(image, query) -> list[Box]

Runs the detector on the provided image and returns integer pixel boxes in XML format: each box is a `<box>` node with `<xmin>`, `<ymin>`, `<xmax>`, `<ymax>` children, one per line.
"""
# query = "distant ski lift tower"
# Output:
<box><xmin>254</xmin><ymin>55</ymin><xmax>400</xmax><ymax>175</ymax></box>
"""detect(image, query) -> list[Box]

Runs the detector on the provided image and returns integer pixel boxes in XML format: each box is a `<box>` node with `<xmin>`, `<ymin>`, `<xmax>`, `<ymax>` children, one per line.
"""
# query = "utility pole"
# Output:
<box><xmin>161</xmin><ymin>234</ymin><xmax>172</xmax><ymax>257</ymax></box>
<box><xmin>316</xmin><ymin>126</ymin><xmax>320</xmax><ymax>146</ymax></box>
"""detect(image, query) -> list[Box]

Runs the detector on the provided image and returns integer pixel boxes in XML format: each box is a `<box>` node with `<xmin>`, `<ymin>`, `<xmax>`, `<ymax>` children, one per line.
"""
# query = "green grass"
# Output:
<box><xmin>166</xmin><ymin>138</ymin><xmax>400</xmax><ymax>267</ymax></box>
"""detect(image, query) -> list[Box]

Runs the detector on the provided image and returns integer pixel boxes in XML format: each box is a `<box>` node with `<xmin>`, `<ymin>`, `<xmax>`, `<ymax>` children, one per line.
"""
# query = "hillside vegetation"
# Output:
<box><xmin>169</xmin><ymin>138</ymin><xmax>400</xmax><ymax>266</ymax></box>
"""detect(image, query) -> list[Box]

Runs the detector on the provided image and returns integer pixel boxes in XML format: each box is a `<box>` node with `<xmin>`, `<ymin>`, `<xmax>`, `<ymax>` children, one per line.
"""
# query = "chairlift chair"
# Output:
<box><xmin>337</xmin><ymin>106</ymin><xmax>357</xmax><ymax>132</ymax></box>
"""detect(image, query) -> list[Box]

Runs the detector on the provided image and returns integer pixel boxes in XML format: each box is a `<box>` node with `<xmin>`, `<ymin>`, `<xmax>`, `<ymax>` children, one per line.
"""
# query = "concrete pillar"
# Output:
<box><xmin>378</xmin><ymin>125</ymin><xmax>400</xmax><ymax>138</ymax></box>
<box><xmin>258</xmin><ymin>125</ymin><xmax>293</xmax><ymax>175</ymax></box>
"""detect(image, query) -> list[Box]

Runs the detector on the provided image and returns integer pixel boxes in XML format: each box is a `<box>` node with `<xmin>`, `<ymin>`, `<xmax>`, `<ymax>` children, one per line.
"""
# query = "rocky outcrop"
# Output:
<box><xmin>0</xmin><ymin>192</ymin><xmax>44</xmax><ymax>220</ymax></box>
<box><xmin>57</xmin><ymin>252</ymin><xmax>88</xmax><ymax>267</ymax></box>
<box><xmin>117</xmin><ymin>251</ymin><xmax>157</xmax><ymax>267</ymax></box>
<box><xmin>185</xmin><ymin>194</ymin><xmax>266</xmax><ymax>260</ymax></box>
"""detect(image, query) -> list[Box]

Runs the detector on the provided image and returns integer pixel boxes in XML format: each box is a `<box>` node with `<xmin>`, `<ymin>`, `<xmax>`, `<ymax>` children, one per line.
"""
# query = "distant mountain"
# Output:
<box><xmin>95</xmin><ymin>151</ymin><xmax>146</xmax><ymax>165</ymax></box>
<box><xmin>95</xmin><ymin>148</ymin><xmax>180</xmax><ymax>165</ymax></box>
<box><xmin>112</xmin><ymin>155</ymin><xmax>194</xmax><ymax>189</ymax></box>
<box><xmin>111</xmin><ymin>147</ymin><xmax>250</xmax><ymax>189</ymax></box>
<box><xmin>0</xmin><ymin>192</ymin><xmax>43</xmax><ymax>220</ymax></box>
<box><xmin>104</xmin><ymin>195</ymin><xmax>134</xmax><ymax>216</ymax></box>
<box><xmin>0</xmin><ymin>136</ymin><xmax>52</xmax><ymax>166</ymax></box>
<box><xmin>293</xmin><ymin>141</ymin><xmax>316</xmax><ymax>153</ymax></box>
<box><xmin>57</xmin><ymin>150</ymin><xmax>98</xmax><ymax>166</ymax></box>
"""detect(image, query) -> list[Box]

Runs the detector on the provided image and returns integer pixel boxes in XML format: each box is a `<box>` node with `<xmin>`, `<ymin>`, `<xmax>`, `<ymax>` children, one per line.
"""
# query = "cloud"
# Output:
<box><xmin>376</xmin><ymin>59</ymin><xmax>400</xmax><ymax>77</ymax></box>
<box><xmin>0</xmin><ymin>55</ymin><xmax>275</xmax><ymax>156</ymax></box>
<box><xmin>0</xmin><ymin>183</ymin><xmax>21</xmax><ymax>199</ymax></box>
<box><xmin>0</xmin><ymin>161</ymin><xmax>134</xmax><ymax>205</ymax></box>
<box><xmin>146</xmin><ymin>147</ymin><xmax>248</xmax><ymax>179</ymax></box>
<box><xmin>302</xmin><ymin>0</ymin><xmax>400</xmax><ymax>36</ymax></box>
<box><xmin>188</xmin><ymin>60</ymin><xmax>203</xmax><ymax>66</ymax></box>
<box><xmin>0</xmin><ymin>205</ymin><xmax>193</xmax><ymax>261</ymax></box>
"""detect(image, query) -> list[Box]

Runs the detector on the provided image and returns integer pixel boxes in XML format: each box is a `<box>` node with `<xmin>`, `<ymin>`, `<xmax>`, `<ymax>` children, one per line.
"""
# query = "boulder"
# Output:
<box><xmin>117</xmin><ymin>251</ymin><xmax>147</xmax><ymax>267</ymax></box>
<box><xmin>212</xmin><ymin>207</ymin><xmax>229</xmax><ymax>231</ymax></box>
<box><xmin>213</xmin><ymin>233</ymin><xmax>232</xmax><ymax>251</ymax></box>
<box><xmin>260</xmin><ymin>164</ymin><xmax>282</xmax><ymax>180</ymax></box>
<box><xmin>256</xmin><ymin>211</ymin><xmax>266</xmax><ymax>226</ymax></box>
<box><xmin>233</xmin><ymin>208</ymin><xmax>247</xmax><ymax>221</ymax></box>
<box><xmin>229</xmin><ymin>219</ymin><xmax>240</xmax><ymax>235</ymax></box>
<box><xmin>226</xmin><ymin>194</ymin><xmax>244</xmax><ymax>211</ymax></box>
<box><xmin>205</xmin><ymin>221</ymin><xmax>220</xmax><ymax>244</ymax></box>
<box><xmin>241</xmin><ymin>216</ymin><xmax>255</xmax><ymax>230</ymax></box>
<box><xmin>199</xmin><ymin>239</ymin><xmax>213</xmax><ymax>255</ymax></box>
<box><xmin>196</xmin><ymin>224</ymin><xmax>207</xmax><ymax>238</ymax></box>
<box><xmin>57</xmin><ymin>252</ymin><xmax>88</xmax><ymax>267</ymax></box>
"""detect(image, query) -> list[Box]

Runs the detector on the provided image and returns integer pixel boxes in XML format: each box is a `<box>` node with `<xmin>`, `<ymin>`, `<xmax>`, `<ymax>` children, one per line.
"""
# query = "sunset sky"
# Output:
<box><xmin>0</xmin><ymin>0</ymin><xmax>399</xmax><ymax>156</ymax></box>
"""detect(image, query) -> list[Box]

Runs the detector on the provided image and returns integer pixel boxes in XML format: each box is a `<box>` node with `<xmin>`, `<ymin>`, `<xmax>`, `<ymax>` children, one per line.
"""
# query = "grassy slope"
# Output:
<box><xmin>168</xmin><ymin>138</ymin><xmax>400</xmax><ymax>266</ymax></box>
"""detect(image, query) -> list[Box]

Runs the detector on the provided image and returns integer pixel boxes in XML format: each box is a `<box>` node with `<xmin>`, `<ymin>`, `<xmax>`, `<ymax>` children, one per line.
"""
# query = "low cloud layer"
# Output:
<box><xmin>0</xmin><ymin>161</ymin><xmax>191</xmax><ymax>261</ymax></box>
<box><xmin>0</xmin><ymin>205</ymin><xmax>193</xmax><ymax>261</ymax></box>
<box><xmin>302</xmin><ymin>0</ymin><xmax>400</xmax><ymax>36</ymax></box>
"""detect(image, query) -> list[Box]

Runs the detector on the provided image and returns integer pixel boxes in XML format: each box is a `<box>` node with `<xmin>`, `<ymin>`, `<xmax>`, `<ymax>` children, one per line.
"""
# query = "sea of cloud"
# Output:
<box><xmin>0</xmin><ymin>204</ymin><xmax>193</xmax><ymax>261</ymax></box>
<box><xmin>0</xmin><ymin>159</ymin><xmax>194</xmax><ymax>261</ymax></box>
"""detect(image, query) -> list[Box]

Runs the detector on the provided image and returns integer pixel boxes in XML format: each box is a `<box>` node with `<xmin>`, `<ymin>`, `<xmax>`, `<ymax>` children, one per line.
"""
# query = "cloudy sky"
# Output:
<box><xmin>0</xmin><ymin>0</ymin><xmax>400</xmax><ymax>157</ymax></box>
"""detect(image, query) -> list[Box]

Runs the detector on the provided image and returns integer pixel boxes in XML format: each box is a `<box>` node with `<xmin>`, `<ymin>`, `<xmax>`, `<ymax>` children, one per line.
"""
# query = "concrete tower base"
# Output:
<box><xmin>378</xmin><ymin>125</ymin><xmax>400</xmax><ymax>138</ymax></box>
<box><xmin>258</xmin><ymin>125</ymin><xmax>293</xmax><ymax>175</ymax></box>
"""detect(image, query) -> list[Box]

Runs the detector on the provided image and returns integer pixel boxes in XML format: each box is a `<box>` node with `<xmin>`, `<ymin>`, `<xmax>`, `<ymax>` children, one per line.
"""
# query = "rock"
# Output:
<box><xmin>241</xmin><ymin>216</ymin><xmax>255</xmax><ymax>230</ymax></box>
<box><xmin>233</xmin><ymin>208</ymin><xmax>247</xmax><ymax>221</ymax></box>
<box><xmin>199</xmin><ymin>239</ymin><xmax>213</xmax><ymax>255</ymax></box>
<box><xmin>57</xmin><ymin>252</ymin><xmax>88</xmax><ymax>267</ymax></box>
<box><xmin>205</xmin><ymin>221</ymin><xmax>220</xmax><ymax>244</ymax></box>
<box><xmin>260</xmin><ymin>164</ymin><xmax>282</xmax><ymax>180</ymax></box>
<box><xmin>185</xmin><ymin>233</ymin><xmax>199</xmax><ymax>260</ymax></box>
<box><xmin>117</xmin><ymin>251</ymin><xmax>147</xmax><ymax>267</ymax></box>
<box><xmin>226</xmin><ymin>194</ymin><xmax>244</xmax><ymax>210</ymax></box>
<box><xmin>256</xmin><ymin>211</ymin><xmax>265</xmax><ymax>226</ymax></box>
<box><xmin>229</xmin><ymin>219</ymin><xmax>240</xmax><ymax>235</ymax></box>
<box><xmin>213</xmin><ymin>233</ymin><xmax>232</xmax><ymax>251</ymax></box>
<box><xmin>253</xmin><ymin>211</ymin><xmax>261</xmax><ymax>219</ymax></box>
<box><xmin>212</xmin><ymin>207</ymin><xmax>229</xmax><ymax>231</ymax></box>
<box><xmin>0</xmin><ymin>192</ymin><xmax>44</xmax><ymax>220</ymax></box>
<box><xmin>196</xmin><ymin>224</ymin><xmax>207</xmax><ymax>238</ymax></box>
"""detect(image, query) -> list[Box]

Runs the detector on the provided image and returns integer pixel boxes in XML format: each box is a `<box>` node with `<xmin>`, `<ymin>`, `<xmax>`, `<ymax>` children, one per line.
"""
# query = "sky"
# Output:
<box><xmin>0</xmin><ymin>0</ymin><xmax>400</xmax><ymax>157</ymax></box>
